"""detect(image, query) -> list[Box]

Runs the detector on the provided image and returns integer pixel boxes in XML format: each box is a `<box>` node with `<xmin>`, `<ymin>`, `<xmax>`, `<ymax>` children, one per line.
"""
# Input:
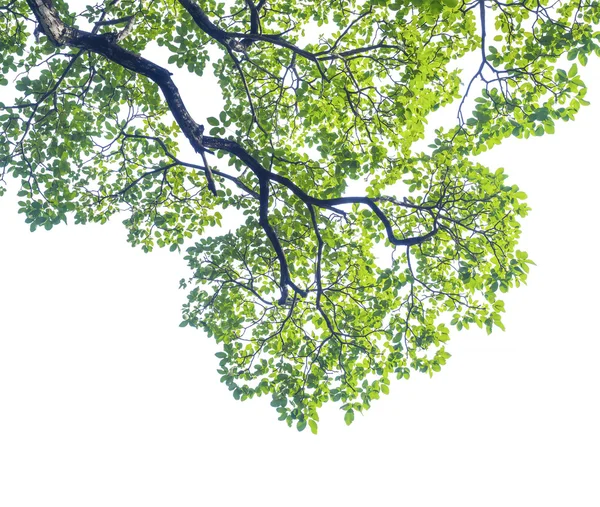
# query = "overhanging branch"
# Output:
<box><xmin>23</xmin><ymin>0</ymin><xmax>439</xmax><ymax>306</ymax></box>
<box><xmin>26</xmin><ymin>0</ymin><xmax>218</xmax><ymax>195</ymax></box>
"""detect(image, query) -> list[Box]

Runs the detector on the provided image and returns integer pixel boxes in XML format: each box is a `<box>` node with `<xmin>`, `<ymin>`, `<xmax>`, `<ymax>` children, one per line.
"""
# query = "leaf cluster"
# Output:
<box><xmin>0</xmin><ymin>0</ymin><xmax>597</xmax><ymax>430</ymax></box>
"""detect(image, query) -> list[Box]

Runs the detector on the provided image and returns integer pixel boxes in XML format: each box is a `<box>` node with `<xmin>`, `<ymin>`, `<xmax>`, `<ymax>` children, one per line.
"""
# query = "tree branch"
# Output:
<box><xmin>24</xmin><ymin>0</ymin><xmax>438</xmax><ymax>304</ymax></box>
<box><xmin>26</xmin><ymin>0</ymin><xmax>218</xmax><ymax>195</ymax></box>
<box><xmin>258</xmin><ymin>177</ymin><xmax>307</xmax><ymax>304</ymax></box>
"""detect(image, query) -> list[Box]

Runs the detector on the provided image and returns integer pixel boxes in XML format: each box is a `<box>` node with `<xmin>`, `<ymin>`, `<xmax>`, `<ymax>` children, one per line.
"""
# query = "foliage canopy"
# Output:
<box><xmin>1</xmin><ymin>0</ymin><xmax>598</xmax><ymax>431</ymax></box>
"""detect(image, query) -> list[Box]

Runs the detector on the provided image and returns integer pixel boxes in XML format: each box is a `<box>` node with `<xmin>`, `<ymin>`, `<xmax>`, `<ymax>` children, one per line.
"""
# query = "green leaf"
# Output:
<box><xmin>568</xmin><ymin>63</ymin><xmax>578</xmax><ymax>78</ymax></box>
<box><xmin>344</xmin><ymin>410</ymin><xmax>355</xmax><ymax>426</ymax></box>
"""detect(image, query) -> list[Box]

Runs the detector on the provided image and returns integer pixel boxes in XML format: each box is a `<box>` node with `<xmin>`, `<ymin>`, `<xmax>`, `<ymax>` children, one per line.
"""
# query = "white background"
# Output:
<box><xmin>1</xmin><ymin>45</ymin><xmax>599</xmax><ymax>506</ymax></box>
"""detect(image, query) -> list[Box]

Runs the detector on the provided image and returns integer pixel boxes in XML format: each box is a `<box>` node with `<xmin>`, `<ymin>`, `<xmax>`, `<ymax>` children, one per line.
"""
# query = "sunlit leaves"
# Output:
<box><xmin>0</xmin><ymin>0</ymin><xmax>598</xmax><ymax>431</ymax></box>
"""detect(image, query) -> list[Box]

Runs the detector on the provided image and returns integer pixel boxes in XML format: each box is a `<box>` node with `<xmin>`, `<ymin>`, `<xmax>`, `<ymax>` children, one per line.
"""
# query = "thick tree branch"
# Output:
<box><xmin>203</xmin><ymin>136</ymin><xmax>439</xmax><ymax>247</ymax></box>
<box><xmin>177</xmin><ymin>0</ymin><xmax>322</xmax><ymax>63</ymax></box>
<box><xmin>25</xmin><ymin>0</ymin><xmax>218</xmax><ymax>195</ymax></box>
<box><xmin>24</xmin><ymin>0</ymin><xmax>438</xmax><ymax>307</ymax></box>
<box><xmin>244</xmin><ymin>0</ymin><xmax>261</xmax><ymax>35</ymax></box>
<box><xmin>258</xmin><ymin>177</ymin><xmax>307</xmax><ymax>304</ymax></box>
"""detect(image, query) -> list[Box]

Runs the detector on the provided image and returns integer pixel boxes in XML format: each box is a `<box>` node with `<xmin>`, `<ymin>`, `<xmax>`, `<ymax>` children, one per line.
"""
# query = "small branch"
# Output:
<box><xmin>121</xmin><ymin>132</ymin><xmax>258</xmax><ymax>198</ymax></box>
<box><xmin>94</xmin><ymin>15</ymin><xmax>133</xmax><ymax>27</ymax></box>
<box><xmin>115</xmin><ymin>14</ymin><xmax>135</xmax><ymax>42</ymax></box>
<box><xmin>100</xmin><ymin>163</ymin><xmax>175</xmax><ymax>200</ymax></box>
